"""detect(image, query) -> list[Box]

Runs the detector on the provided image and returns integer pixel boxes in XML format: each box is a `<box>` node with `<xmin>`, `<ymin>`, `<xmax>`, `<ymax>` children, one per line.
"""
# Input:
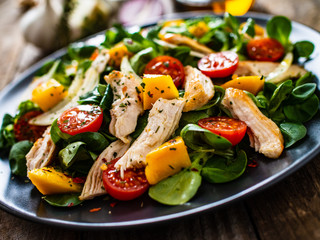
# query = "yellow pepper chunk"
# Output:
<box><xmin>145</xmin><ymin>137</ymin><xmax>191</xmax><ymax>185</ymax></box>
<box><xmin>32</xmin><ymin>79</ymin><xmax>67</xmax><ymax>112</ymax></box>
<box><xmin>142</xmin><ymin>74</ymin><xmax>179</xmax><ymax>110</ymax></box>
<box><xmin>28</xmin><ymin>167</ymin><xmax>82</xmax><ymax>195</ymax></box>
<box><xmin>162</xmin><ymin>19</ymin><xmax>185</xmax><ymax>28</ymax></box>
<box><xmin>225</xmin><ymin>0</ymin><xmax>254</xmax><ymax>16</ymax></box>
<box><xmin>221</xmin><ymin>76</ymin><xmax>265</xmax><ymax>95</ymax></box>
<box><xmin>188</xmin><ymin>21</ymin><xmax>209</xmax><ymax>38</ymax></box>
<box><xmin>108</xmin><ymin>42</ymin><xmax>131</xmax><ymax>67</ymax></box>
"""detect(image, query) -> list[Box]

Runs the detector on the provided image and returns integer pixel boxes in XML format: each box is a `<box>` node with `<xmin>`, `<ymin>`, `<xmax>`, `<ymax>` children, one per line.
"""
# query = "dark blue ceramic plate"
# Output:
<box><xmin>0</xmin><ymin>12</ymin><xmax>319</xmax><ymax>230</ymax></box>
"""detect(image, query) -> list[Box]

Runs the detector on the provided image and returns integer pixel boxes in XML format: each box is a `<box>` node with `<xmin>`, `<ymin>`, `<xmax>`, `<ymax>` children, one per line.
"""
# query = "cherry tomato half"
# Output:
<box><xmin>57</xmin><ymin>105</ymin><xmax>103</xmax><ymax>136</ymax></box>
<box><xmin>144</xmin><ymin>56</ymin><xmax>185</xmax><ymax>88</ymax></box>
<box><xmin>102</xmin><ymin>158</ymin><xmax>149</xmax><ymax>201</ymax></box>
<box><xmin>198</xmin><ymin>116</ymin><xmax>247</xmax><ymax>146</ymax></box>
<box><xmin>198</xmin><ymin>51</ymin><xmax>239</xmax><ymax>78</ymax></box>
<box><xmin>14</xmin><ymin>110</ymin><xmax>47</xmax><ymax>142</ymax></box>
<box><xmin>246</xmin><ymin>38</ymin><xmax>284</xmax><ymax>62</ymax></box>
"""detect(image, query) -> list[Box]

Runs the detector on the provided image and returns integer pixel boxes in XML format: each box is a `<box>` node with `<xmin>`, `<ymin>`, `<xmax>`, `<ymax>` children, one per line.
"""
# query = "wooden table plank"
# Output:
<box><xmin>0</xmin><ymin>202</ymin><xmax>257</xmax><ymax>240</ymax></box>
<box><xmin>246</xmin><ymin>156</ymin><xmax>320</xmax><ymax>240</ymax></box>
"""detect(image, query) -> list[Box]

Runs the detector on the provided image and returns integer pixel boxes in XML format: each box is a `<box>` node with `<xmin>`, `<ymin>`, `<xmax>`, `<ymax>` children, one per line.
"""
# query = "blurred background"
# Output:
<box><xmin>0</xmin><ymin>0</ymin><xmax>319</xmax><ymax>89</ymax></box>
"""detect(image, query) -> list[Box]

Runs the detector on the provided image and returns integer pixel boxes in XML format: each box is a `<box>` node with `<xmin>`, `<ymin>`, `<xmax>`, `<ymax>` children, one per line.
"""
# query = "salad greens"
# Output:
<box><xmin>0</xmin><ymin>13</ymin><xmax>318</xmax><ymax>207</ymax></box>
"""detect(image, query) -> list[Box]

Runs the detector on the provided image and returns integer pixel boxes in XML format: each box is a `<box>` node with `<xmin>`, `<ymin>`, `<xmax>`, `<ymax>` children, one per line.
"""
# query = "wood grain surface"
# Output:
<box><xmin>0</xmin><ymin>0</ymin><xmax>320</xmax><ymax>239</ymax></box>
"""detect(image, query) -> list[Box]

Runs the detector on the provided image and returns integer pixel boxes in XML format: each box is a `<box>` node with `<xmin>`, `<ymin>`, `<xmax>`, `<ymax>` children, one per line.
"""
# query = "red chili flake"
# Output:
<box><xmin>248</xmin><ymin>159</ymin><xmax>258</xmax><ymax>168</ymax></box>
<box><xmin>110</xmin><ymin>202</ymin><xmax>117</xmax><ymax>208</ymax></box>
<box><xmin>72</xmin><ymin>177</ymin><xmax>86</xmax><ymax>184</ymax></box>
<box><xmin>89</xmin><ymin>208</ymin><xmax>101</xmax><ymax>212</ymax></box>
<box><xmin>191</xmin><ymin>168</ymin><xmax>199</xmax><ymax>172</ymax></box>
<box><xmin>67</xmin><ymin>202</ymin><xmax>74</xmax><ymax>207</ymax></box>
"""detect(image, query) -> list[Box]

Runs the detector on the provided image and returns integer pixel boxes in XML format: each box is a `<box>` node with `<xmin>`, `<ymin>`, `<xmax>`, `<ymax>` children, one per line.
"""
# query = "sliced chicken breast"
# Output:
<box><xmin>183</xmin><ymin>66</ymin><xmax>215</xmax><ymax>112</ymax></box>
<box><xmin>221</xmin><ymin>88</ymin><xmax>284</xmax><ymax>158</ymax></box>
<box><xmin>161</xmin><ymin>33</ymin><xmax>214</xmax><ymax>54</ymax></box>
<box><xmin>26</xmin><ymin>127</ymin><xmax>56</xmax><ymax>171</ymax></box>
<box><xmin>105</xmin><ymin>71</ymin><xmax>144</xmax><ymax>143</ymax></box>
<box><xmin>115</xmin><ymin>98</ymin><xmax>185</xmax><ymax>171</ymax></box>
<box><xmin>79</xmin><ymin>140</ymin><xmax>131</xmax><ymax>201</ymax></box>
<box><xmin>234</xmin><ymin>61</ymin><xmax>306</xmax><ymax>78</ymax></box>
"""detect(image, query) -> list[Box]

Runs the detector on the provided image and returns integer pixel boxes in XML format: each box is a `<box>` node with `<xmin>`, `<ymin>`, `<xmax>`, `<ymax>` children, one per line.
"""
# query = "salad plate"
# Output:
<box><xmin>0</xmin><ymin>11</ymin><xmax>320</xmax><ymax>229</ymax></box>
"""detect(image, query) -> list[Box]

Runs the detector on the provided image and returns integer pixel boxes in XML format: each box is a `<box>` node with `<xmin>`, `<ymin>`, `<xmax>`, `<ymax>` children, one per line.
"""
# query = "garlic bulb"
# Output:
<box><xmin>20</xmin><ymin>0</ymin><xmax>63</xmax><ymax>51</ymax></box>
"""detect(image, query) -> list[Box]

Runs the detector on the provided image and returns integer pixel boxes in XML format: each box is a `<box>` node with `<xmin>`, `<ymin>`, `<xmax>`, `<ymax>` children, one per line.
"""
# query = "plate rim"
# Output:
<box><xmin>1</xmin><ymin>11</ymin><xmax>320</xmax><ymax>230</ymax></box>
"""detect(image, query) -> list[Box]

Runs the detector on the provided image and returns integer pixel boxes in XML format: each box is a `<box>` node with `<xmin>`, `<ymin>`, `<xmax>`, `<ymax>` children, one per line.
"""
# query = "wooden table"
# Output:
<box><xmin>0</xmin><ymin>0</ymin><xmax>320</xmax><ymax>239</ymax></box>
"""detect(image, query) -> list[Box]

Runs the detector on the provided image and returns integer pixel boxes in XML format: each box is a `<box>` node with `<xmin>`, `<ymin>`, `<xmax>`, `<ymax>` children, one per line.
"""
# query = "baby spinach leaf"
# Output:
<box><xmin>50</xmin><ymin>119</ymin><xmax>71</xmax><ymax>144</ymax></box>
<box><xmin>268</xmin><ymin>80</ymin><xmax>293</xmax><ymax>115</ymax></box>
<box><xmin>202</xmin><ymin>150</ymin><xmax>247</xmax><ymax>183</ymax></box>
<box><xmin>0</xmin><ymin>114</ymin><xmax>15</xmax><ymax>156</ymax></box>
<box><xmin>101</xmin><ymin>23</ymin><xmax>131</xmax><ymax>49</ymax></box>
<box><xmin>181</xmin><ymin>124</ymin><xmax>232</xmax><ymax>151</ymax></box>
<box><xmin>58</xmin><ymin>141</ymin><xmax>93</xmax><ymax>172</ymax></box>
<box><xmin>43</xmin><ymin>193</ymin><xmax>83</xmax><ymax>207</ymax></box>
<box><xmin>67</xmin><ymin>45</ymin><xmax>97</xmax><ymax>61</ymax></box>
<box><xmin>294</xmin><ymin>41</ymin><xmax>314</xmax><ymax>58</ymax></box>
<box><xmin>283</xmin><ymin>94</ymin><xmax>319</xmax><ymax>123</ymax></box>
<box><xmin>263</xmin><ymin>82</ymin><xmax>277</xmax><ymax>100</ymax></box>
<box><xmin>286</xmin><ymin>83</ymin><xmax>316</xmax><ymax>104</ymax></box>
<box><xmin>241</xmin><ymin>18</ymin><xmax>255</xmax><ymax>38</ymax></box>
<box><xmin>149</xmin><ymin>169</ymin><xmax>201</xmax><ymax>205</ymax></box>
<box><xmin>78</xmin><ymin>84</ymin><xmax>107</xmax><ymax>105</ymax></box>
<box><xmin>244</xmin><ymin>91</ymin><xmax>264</xmax><ymax>108</ymax></box>
<box><xmin>148</xmin><ymin>152</ymin><xmax>207</xmax><ymax>205</ymax></box>
<box><xmin>67</xmin><ymin>132</ymin><xmax>109</xmax><ymax>153</ymax></box>
<box><xmin>9</xmin><ymin>140</ymin><xmax>33</xmax><ymax>177</ymax></box>
<box><xmin>130</xmin><ymin>47</ymin><xmax>159</xmax><ymax>75</ymax></box>
<box><xmin>280</xmin><ymin>122</ymin><xmax>307</xmax><ymax>148</ymax></box>
<box><xmin>131</xmin><ymin>111</ymin><xmax>149</xmax><ymax>140</ymax></box>
<box><xmin>195</xmin><ymin>86</ymin><xmax>225</xmax><ymax>111</ymax></box>
<box><xmin>266</xmin><ymin>16</ymin><xmax>291</xmax><ymax>47</ymax></box>
<box><xmin>295</xmin><ymin>72</ymin><xmax>315</xmax><ymax>87</ymax></box>
<box><xmin>16</xmin><ymin>100</ymin><xmax>41</xmax><ymax>119</ymax></box>
<box><xmin>255</xmin><ymin>92</ymin><xmax>269</xmax><ymax>109</ymax></box>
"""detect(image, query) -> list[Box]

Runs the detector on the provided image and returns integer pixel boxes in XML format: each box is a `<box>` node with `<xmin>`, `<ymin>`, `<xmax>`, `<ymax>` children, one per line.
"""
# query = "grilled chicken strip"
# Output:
<box><xmin>234</xmin><ymin>61</ymin><xmax>306</xmax><ymax>78</ymax></box>
<box><xmin>161</xmin><ymin>33</ymin><xmax>214</xmax><ymax>54</ymax></box>
<box><xmin>105</xmin><ymin>71</ymin><xmax>143</xmax><ymax>144</ymax></box>
<box><xmin>79</xmin><ymin>140</ymin><xmax>131</xmax><ymax>201</ymax></box>
<box><xmin>221</xmin><ymin>88</ymin><xmax>284</xmax><ymax>158</ymax></box>
<box><xmin>115</xmin><ymin>98</ymin><xmax>185</xmax><ymax>171</ymax></box>
<box><xmin>26</xmin><ymin>127</ymin><xmax>56</xmax><ymax>171</ymax></box>
<box><xmin>183</xmin><ymin>66</ymin><xmax>215</xmax><ymax>112</ymax></box>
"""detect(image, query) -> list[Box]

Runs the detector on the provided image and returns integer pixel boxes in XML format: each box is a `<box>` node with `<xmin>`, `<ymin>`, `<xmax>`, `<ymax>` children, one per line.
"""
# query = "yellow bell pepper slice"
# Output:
<box><xmin>221</xmin><ymin>76</ymin><xmax>265</xmax><ymax>95</ymax></box>
<box><xmin>28</xmin><ymin>167</ymin><xmax>82</xmax><ymax>195</ymax></box>
<box><xmin>145</xmin><ymin>137</ymin><xmax>191</xmax><ymax>185</ymax></box>
<box><xmin>32</xmin><ymin>79</ymin><xmax>67</xmax><ymax>112</ymax></box>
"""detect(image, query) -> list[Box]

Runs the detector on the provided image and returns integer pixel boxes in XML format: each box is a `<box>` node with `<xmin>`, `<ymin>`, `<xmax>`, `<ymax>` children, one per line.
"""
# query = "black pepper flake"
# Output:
<box><xmin>141</xmin><ymin>82</ymin><xmax>146</xmax><ymax>89</ymax></box>
<box><xmin>169</xmin><ymin>165</ymin><xmax>175</xmax><ymax>169</ymax></box>
<box><xmin>158</xmin><ymin>109</ymin><xmax>163</xmax><ymax>113</ymax></box>
<box><xmin>147</xmin><ymin>91</ymin><xmax>153</xmax><ymax>98</ymax></box>
<box><xmin>135</xmin><ymin>87</ymin><xmax>141</xmax><ymax>94</ymax></box>
<box><xmin>169</xmin><ymin>148</ymin><xmax>176</xmax><ymax>151</ymax></box>
<box><xmin>155</xmin><ymin>126</ymin><xmax>160</xmax><ymax>133</ymax></box>
<box><xmin>161</xmin><ymin>90</ymin><xmax>164</xmax><ymax>93</ymax></box>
